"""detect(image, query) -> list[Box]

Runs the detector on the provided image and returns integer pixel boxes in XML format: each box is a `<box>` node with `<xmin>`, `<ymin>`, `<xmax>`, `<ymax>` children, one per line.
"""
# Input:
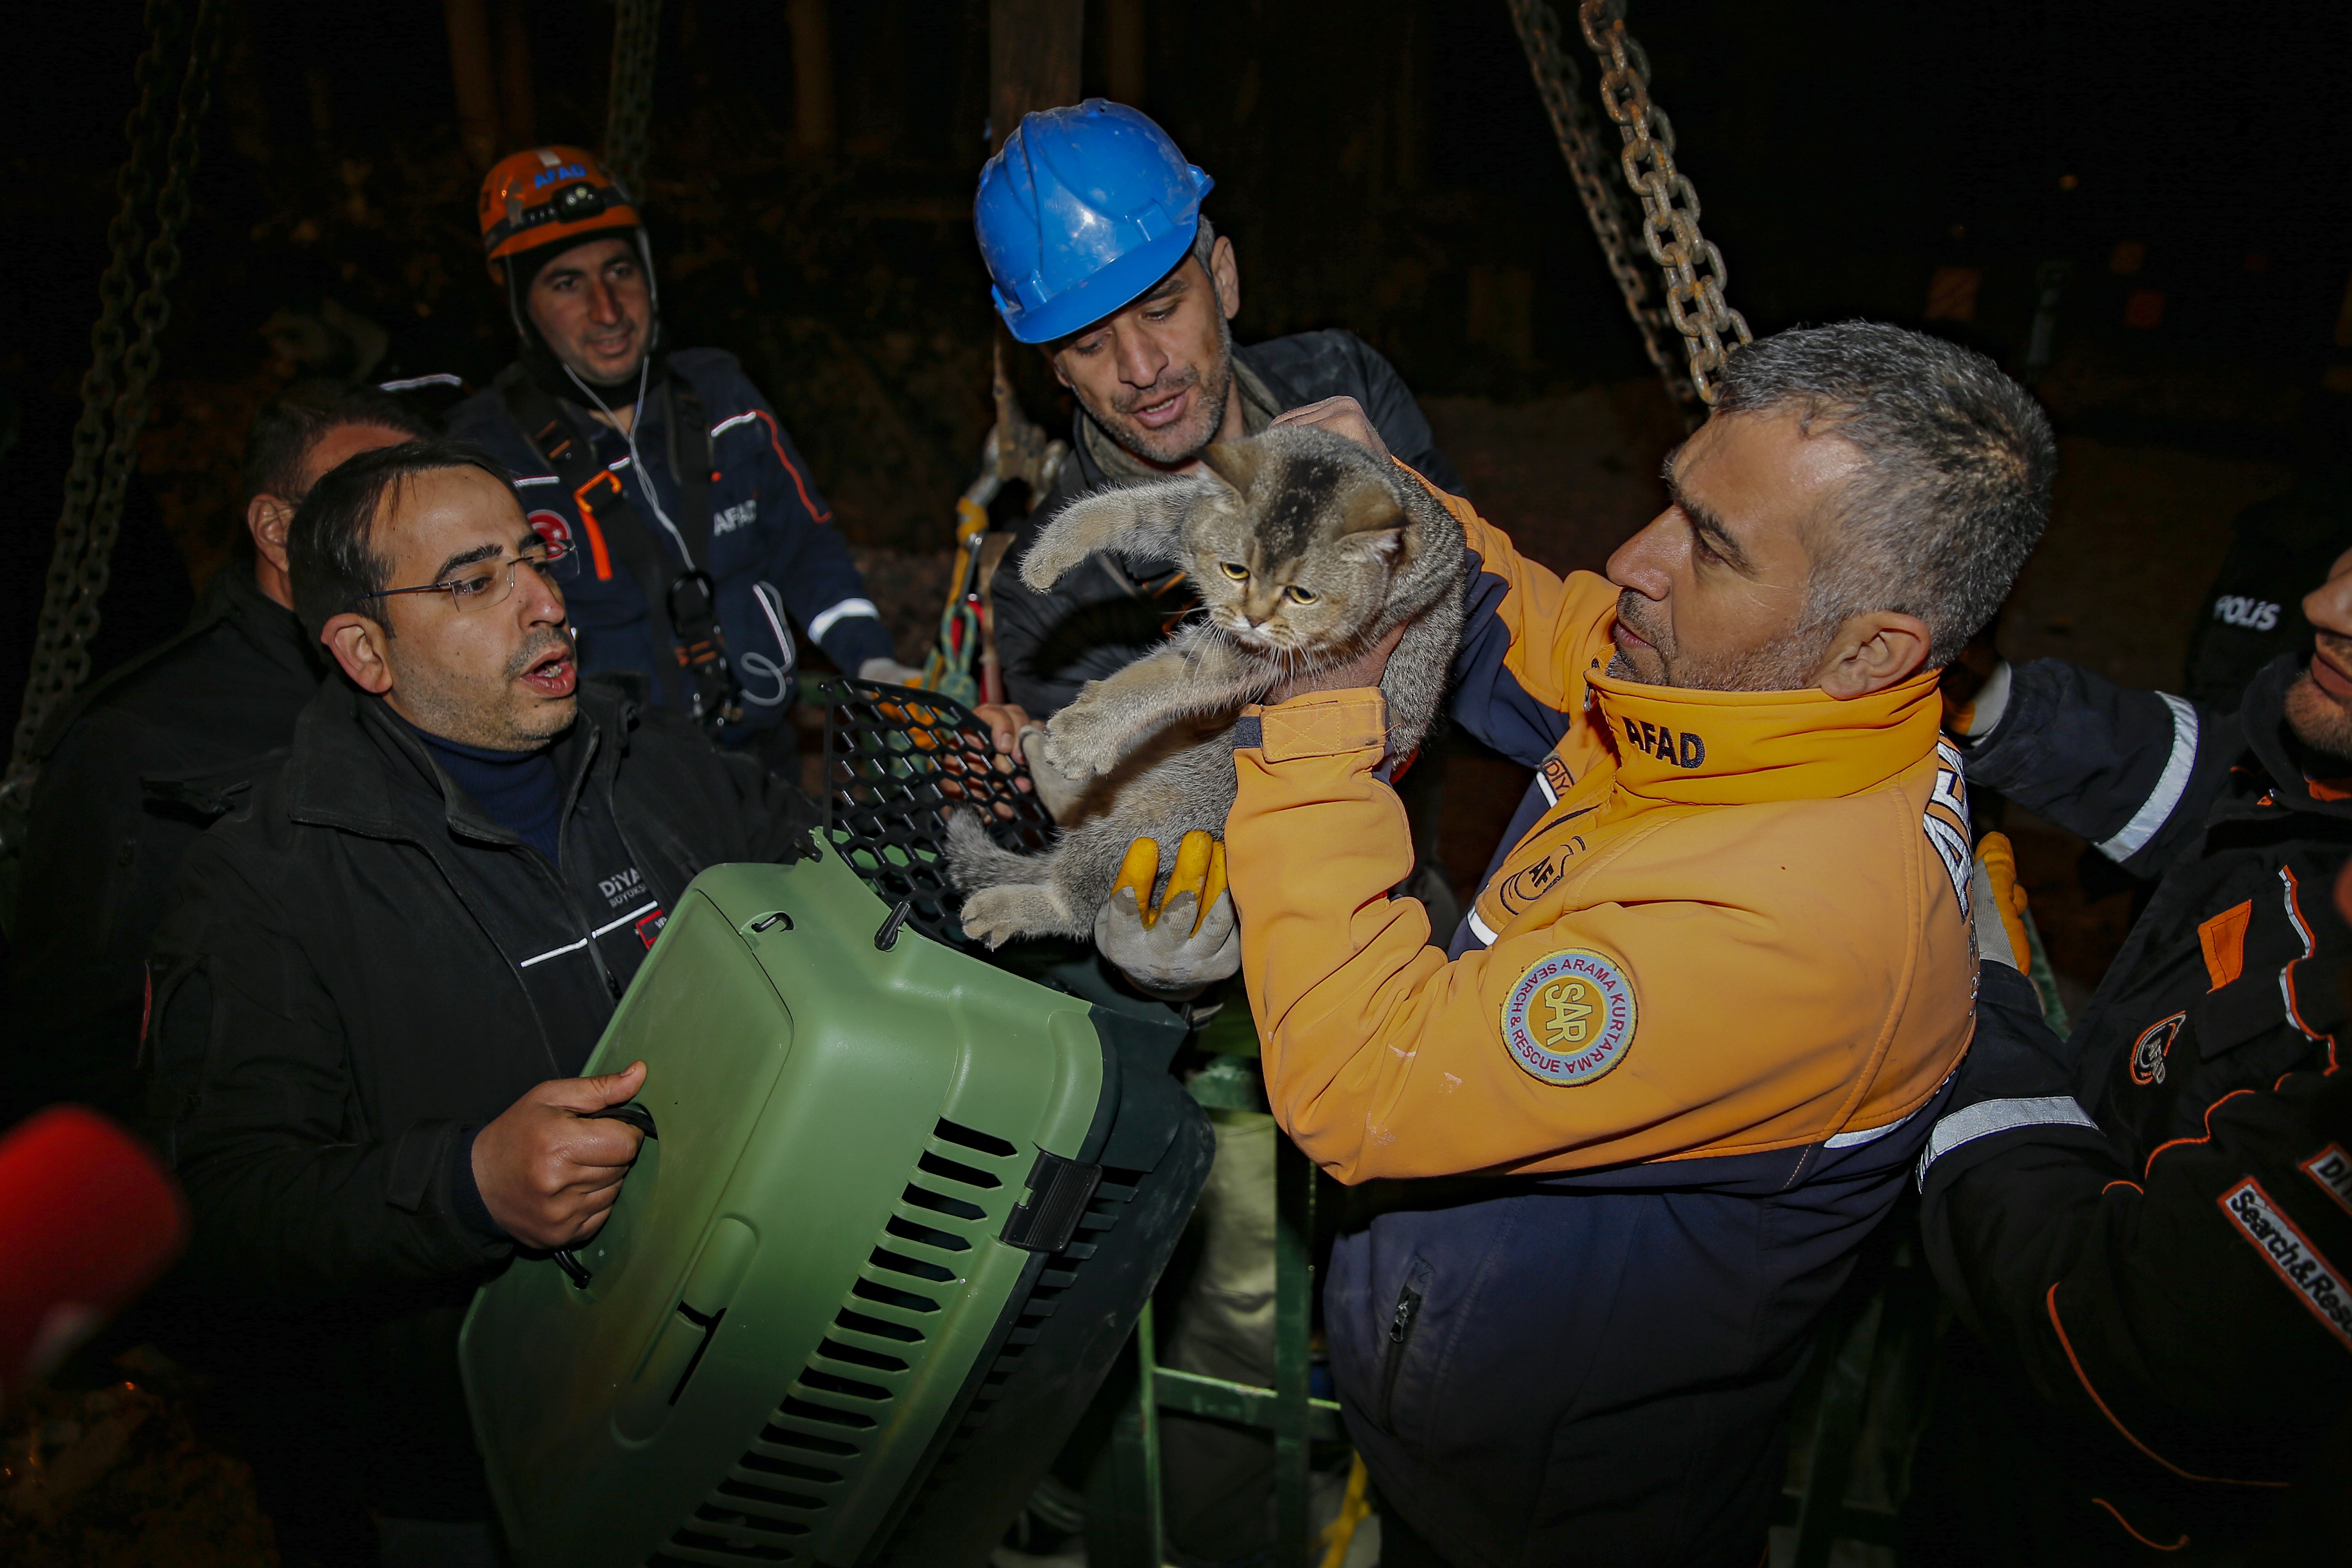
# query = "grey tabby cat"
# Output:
<box><xmin>949</xmin><ymin>425</ymin><xmax>1465</xmax><ymax>947</ymax></box>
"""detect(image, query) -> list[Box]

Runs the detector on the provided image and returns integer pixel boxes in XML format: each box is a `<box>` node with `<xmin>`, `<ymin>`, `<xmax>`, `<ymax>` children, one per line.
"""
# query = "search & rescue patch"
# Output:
<box><xmin>1501</xmin><ymin>948</ymin><xmax>1636</xmax><ymax>1086</ymax></box>
<box><xmin>2218</xmin><ymin>1176</ymin><xmax>2352</xmax><ymax>1352</ymax></box>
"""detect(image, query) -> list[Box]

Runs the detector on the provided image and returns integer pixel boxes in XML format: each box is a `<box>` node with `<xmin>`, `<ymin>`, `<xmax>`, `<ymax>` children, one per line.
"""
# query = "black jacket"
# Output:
<box><xmin>1918</xmin><ymin>655</ymin><xmax>2352</xmax><ymax>1553</ymax></box>
<box><xmin>145</xmin><ymin>675</ymin><xmax>818</xmax><ymax>1504</ymax></box>
<box><xmin>992</xmin><ymin>329</ymin><xmax>1462</xmax><ymax>715</ymax></box>
<box><xmin>5</xmin><ymin>566</ymin><xmax>323</xmax><ymax>1125</ymax></box>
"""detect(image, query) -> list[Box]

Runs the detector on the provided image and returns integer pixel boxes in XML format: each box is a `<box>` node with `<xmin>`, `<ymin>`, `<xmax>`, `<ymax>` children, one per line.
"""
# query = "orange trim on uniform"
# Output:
<box><xmin>750</xmin><ymin>408</ymin><xmax>832</xmax><ymax>523</ymax></box>
<box><xmin>2090</xmin><ymin>1498</ymin><xmax>2188</xmax><ymax>1551</ymax></box>
<box><xmin>2045</xmin><ymin>1283</ymin><xmax>2286</xmax><ymax>1488</ymax></box>
<box><xmin>2142</xmin><ymin>1089</ymin><xmax>2256</xmax><ymax>1180</ymax></box>
<box><xmin>2195</xmin><ymin>900</ymin><xmax>2251</xmax><ymax>990</ymax></box>
<box><xmin>573</xmin><ymin>473</ymin><xmax>619</xmax><ymax>581</ymax></box>
<box><xmin>2102</xmin><ymin>1178</ymin><xmax>2143</xmax><ymax>1195</ymax></box>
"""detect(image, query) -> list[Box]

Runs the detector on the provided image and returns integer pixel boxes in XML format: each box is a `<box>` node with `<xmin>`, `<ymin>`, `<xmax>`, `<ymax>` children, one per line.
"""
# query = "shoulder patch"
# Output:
<box><xmin>1499</xmin><ymin>949</ymin><xmax>1636</xmax><ymax>1086</ymax></box>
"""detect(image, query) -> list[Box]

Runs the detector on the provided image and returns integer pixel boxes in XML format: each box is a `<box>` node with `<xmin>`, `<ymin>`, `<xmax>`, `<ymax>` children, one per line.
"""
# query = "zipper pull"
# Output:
<box><xmin>1390</xmin><ymin>1294</ymin><xmax>1417</xmax><ymax>1343</ymax></box>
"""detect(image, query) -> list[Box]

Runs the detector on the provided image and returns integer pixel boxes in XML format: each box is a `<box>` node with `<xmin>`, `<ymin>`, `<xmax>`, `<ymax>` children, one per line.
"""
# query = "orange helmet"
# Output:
<box><xmin>477</xmin><ymin>146</ymin><xmax>640</xmax><ymax>282</ymax></box>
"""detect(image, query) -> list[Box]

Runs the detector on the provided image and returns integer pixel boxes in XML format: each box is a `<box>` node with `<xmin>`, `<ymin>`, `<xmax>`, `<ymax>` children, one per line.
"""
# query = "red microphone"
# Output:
<box><xmin>0</xmin><ymin>1107</ymin><xmax>189</xmax><ymax>1403</ymax></box>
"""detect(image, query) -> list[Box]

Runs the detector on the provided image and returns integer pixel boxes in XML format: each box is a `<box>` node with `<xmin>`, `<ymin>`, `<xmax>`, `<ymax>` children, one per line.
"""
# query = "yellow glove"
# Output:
<box><xmin>1097</xmin><ymin>832</ymin><xmax>1238</xmax><ymax>998</ymax></box>
<box><xmin>1970</xmin><ymin>831</ymin><xmax>2033</xmax><ymax>971</ymax></box>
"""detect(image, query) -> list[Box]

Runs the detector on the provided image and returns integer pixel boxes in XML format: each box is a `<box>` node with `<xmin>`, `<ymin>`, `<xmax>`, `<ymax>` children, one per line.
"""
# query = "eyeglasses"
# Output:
<box><xmin>357</xmin><ymin>540</ymin><xmax>580</xmax><ymax>614</ymax></box>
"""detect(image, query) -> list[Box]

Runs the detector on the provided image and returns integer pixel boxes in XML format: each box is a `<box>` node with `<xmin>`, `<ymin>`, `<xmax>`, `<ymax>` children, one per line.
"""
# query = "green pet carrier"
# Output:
<box><xmin>459</xmin><ymin>679</ymin><xmax>1215</xmax><ymax>1568</ymax></box>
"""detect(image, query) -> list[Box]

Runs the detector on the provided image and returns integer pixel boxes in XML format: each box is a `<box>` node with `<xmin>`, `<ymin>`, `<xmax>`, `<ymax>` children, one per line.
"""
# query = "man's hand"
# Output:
<box><xmin>972</xmin><ymin>702</ymin><xmax>1031</xmax><ymax>755</ymax></box>
<box><xmin>1270</xmin><ymin>395</ymin><xmax>1391</xmax><ymax>463</ymax></box>
<box><xmin>941</xmin><ymin>701</ymin><xmax>1049</xmax><ymax>822</ymax></box>
<box><xmin>471</xmin><ymin>1060</ymin><xmax>650</xmax><ymax>1249</ymax></box>
<box><xmin>1096</xmin><ymin>832</ymin><xmax>1241</xmax><ymax>999</ymax></box>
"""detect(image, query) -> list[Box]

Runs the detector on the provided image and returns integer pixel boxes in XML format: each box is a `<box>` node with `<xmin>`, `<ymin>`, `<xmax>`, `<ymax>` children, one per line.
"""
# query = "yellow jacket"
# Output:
<box><xmin>1226</xmin><ymin>496</ymin><xmax>1978</xmax><ymax>1184</ymax></box>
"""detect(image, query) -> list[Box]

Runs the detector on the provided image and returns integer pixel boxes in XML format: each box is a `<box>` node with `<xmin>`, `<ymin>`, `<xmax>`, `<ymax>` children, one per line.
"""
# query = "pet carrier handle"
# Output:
<box><xmin>548</xmin><ymin>1102</ymin><xmax>660</xmax><ymax>1289</ymax></box>
<box><xmin>579</xmin><ymin>1101</ymin><xmax>659</xmax><ymax>1139</ymax></box>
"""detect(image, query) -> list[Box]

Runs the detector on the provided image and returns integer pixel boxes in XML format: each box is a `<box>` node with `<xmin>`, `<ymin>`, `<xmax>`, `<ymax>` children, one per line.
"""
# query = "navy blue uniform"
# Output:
<box><xmin>449</xmin><ymin>349</ymin><xmax>893</xmax><ymax>737</ymax></box>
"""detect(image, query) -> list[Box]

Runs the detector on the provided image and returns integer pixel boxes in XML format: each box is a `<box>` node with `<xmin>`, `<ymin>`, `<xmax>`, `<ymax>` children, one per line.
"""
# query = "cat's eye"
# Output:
<box><xmin>1220</xmin><ymin>562</ymin><xmax>1249</xmax><ymax>581</ymax></box>
<box><xmin>1284</xmin><ymin>585</ymin><xmax>1318</xmax><ymax>605</ymax></box>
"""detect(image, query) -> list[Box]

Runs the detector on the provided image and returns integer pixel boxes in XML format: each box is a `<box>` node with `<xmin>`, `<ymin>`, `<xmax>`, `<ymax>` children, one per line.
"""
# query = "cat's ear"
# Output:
<box><xmin>1339</xmin><ymin>485</ymin><xmax>1407</xmax><ymax>559</ymax></box>
<box><xmin>1200</xmin><ymin>441</ymin><xmax>1264</xmax><ymax>498</ymax></box>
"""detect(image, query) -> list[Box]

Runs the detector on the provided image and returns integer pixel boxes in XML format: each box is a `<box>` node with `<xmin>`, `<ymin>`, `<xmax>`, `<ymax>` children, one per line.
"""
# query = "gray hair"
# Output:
<box><xmin>1713</xmin><ymin>321</ymin><xmax>2055</xmax><ymax>668</ymax></box>
<box><xmin>1190</xmin><ymin>215</ymin><xmax>1218</xmax><ymax>271</ymax></box>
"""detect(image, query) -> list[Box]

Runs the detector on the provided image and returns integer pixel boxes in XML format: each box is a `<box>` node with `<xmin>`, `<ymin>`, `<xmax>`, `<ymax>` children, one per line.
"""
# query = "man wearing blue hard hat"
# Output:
<box><xmin>974</xmin><ymin>99</ymin><xmax>1463</xmax><ymax>722</ymax></box>
<box><xmin>971</xmin><ymin>100</ymin><xmax>1463</xmax><ymax>1566</ymax></box>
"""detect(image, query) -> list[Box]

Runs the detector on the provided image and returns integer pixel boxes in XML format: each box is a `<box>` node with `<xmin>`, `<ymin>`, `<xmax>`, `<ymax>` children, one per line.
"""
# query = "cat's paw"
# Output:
<box><xmin>1039</xmin><ymin>704</ymin><xmax>1127</xmax><ymax>781</ymax></box>
<box><xmin>957</xmin><ymin>887</ymin><xmax>1030</xmax><ymax>949</ymax></box>
<box><xmin>1019</xmin><ymin>529</ymin><xmax>1089</xmax><ymax>592</ymax></box>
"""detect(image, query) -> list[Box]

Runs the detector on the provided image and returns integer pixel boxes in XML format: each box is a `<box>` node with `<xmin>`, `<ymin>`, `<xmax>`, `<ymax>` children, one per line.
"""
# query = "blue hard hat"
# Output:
<box><xmin>975</xmin><ymin>99</ymin><xmax>1215</xmax><ymax>344</ymax></box>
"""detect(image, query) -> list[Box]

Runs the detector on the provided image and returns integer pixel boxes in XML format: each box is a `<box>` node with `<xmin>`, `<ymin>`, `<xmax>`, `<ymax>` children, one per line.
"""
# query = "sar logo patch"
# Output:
<box><xmin>2129</xmin><ymin>1011</ymin><xmax>2187</xmax><ymax>1087</ymax></box>
<box><xmin>1500</xmin><ymin>949</ymin><xmax>1636</xmax><ymax>1086</ymax></box>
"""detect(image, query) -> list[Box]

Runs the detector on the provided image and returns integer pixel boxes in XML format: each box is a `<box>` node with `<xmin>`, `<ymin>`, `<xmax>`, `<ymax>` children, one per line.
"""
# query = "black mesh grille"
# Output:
<box><xmin>808</xmin><ymin>676</ymin><xmax>1055</xmax><ymax>951</ymax></box>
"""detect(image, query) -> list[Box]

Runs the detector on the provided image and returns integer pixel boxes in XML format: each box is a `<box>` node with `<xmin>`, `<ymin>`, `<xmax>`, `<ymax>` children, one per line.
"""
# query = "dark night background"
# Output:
<box><xmin>8</xmin><ymin>0</ymin><xmax>2350</xmax><ymax>728</ymax></box>
<box><xmin>2</xmin><ymin>2</ymin><xmax>2350</xmax><ymax>1553</ymax></box>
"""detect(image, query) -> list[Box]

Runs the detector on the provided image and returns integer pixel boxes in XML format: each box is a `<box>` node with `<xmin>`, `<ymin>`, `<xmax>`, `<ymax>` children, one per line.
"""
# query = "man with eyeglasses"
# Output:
<box><xmin>144</xmin><ymin>439</ymin><xmax>823</xmax><ymax>1565</ymax></box>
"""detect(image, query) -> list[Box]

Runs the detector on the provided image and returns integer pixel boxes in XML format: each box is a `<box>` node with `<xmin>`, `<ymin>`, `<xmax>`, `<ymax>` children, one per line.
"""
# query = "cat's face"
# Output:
<box><xmin>1185</xmin><ymin>444</ymin><xmax>1411</xmax><ymax>660</ymax></box>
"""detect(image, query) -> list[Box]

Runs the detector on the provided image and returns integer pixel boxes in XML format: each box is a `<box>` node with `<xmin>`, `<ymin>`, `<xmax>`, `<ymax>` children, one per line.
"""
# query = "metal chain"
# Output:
<box><xmin>1578</xmin><ymin>0</ymin><xmax>1751</xmax><ymax>404</ymax></box>
<box><xmin>77</xmin><ymin>0</ymin><xmax>225</xmax><ymax>691</ymax></box>
<box><xmin>1503</xmin><ymin>0</ymin><xmax>1695</xmax><ymax>411</ymax></box>
<box><xmin>605</xmin><ymin>0</ymin><xmax>664</xmax><ymax>200</ymax></box>
<box><xmin>1</xmin><ymin>0</ymin><xmax>218</xmax><ymax>828</ymax></box>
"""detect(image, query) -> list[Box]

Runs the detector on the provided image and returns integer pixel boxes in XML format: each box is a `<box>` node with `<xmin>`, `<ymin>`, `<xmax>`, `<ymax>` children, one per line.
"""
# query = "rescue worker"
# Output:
<box><xmin>1223</xmin><ymin>322</ymin><xmax>2054</xmax><ymax>1567</ymax></box>
<box><xmin>447</xmin><ymin>146</ymin><xmax>911</xmax><ymax>766</ymax></box>
<box><xmin>969</xmin><ymin>100</ymin><xmax>1464</xmax><ymax>1560</ymax></box>
<box><xmin>1906</xmin><ymin>549</ymin><xmax>2352</xmax><ymax>1561</ymax></box>
<box><xmin>975</xmin><ymin>98</ymin><xmax>1463</xmax><ymax>939</ymax></box>
<box><xmin>145</xmin><ymin>439</ymin><xmax>823</xmax><ymax>1565</ymax></box>
<box><xmin>3</xmin><ymin>382</ymin><xmax>429</xmax><ymax>1127</ymax></box>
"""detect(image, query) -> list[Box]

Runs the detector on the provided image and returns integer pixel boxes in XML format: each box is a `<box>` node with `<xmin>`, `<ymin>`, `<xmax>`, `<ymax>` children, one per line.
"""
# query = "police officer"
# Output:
<box><xmin>2180</xmin><ymin>386</ymin><xmax>2352</xmax><ymax>706</ymax></box>
<box><xmin>448</xmin><ymin>147</ymin><xmax>913</xmax><ymax>762</ymax></box>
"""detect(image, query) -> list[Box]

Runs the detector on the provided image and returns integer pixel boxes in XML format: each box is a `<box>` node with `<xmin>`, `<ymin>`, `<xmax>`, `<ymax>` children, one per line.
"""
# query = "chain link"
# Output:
<box><xmin>604</xmin><ymin>0</ymin><xmax>664</xmax><ymax>201</ymax></box>
<box><xmin>1578</xmin><ymin>0</ymin><xmax>1750</xmax><ymax>404</ymax></box>
<box><xmin>2</xmin><ymin>0</ymin><xmax>220</xmax><ymax>830</ymax></box>
<box><xmin>1504</xmin><ymin>0</ymin><xmax>1695</xmax><ymax>412</ymax></box>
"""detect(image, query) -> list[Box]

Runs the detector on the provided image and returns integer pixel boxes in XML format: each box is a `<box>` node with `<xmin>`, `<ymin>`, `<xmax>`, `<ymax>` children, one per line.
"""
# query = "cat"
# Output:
<box><xmin>949</xmin><ymin>425</ymin><xmax>1466</xmax><ymax>947</ymax></box>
